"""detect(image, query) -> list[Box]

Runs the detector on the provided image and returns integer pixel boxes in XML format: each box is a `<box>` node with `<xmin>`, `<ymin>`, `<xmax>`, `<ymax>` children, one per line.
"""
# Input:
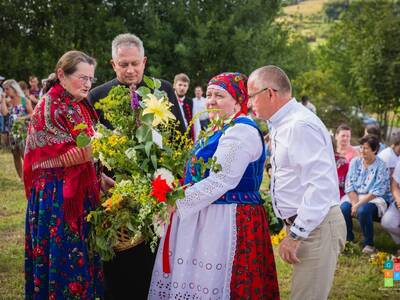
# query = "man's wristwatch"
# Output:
<box><xmin>288</xmin><ymin>230</ymin><xmax>304</xmax><ymax>241</ymax></box>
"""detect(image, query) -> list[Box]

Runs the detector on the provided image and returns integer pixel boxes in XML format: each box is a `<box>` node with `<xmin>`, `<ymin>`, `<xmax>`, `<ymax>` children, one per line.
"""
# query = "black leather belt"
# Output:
<box><xmin>283</xmin><ymin>214</ymin><xmax>297</xmax><ymax>226</ymax></box>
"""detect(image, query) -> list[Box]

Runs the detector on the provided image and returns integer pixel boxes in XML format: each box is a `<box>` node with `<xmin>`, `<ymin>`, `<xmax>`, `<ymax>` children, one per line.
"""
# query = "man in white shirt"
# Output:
<box><xmin>378</xmin><ymin>133</ymin><xmax>400</xmax><ymax>174</ymax></box>
<box><xmin>192</xmin><ymin>85</ymin><xmax>209</xmax><ymax>133</ymax></box>
<box><xmin>248</xmin><ymin>65</ymin><xmax>346</xmax><ymax>300</ymax></box>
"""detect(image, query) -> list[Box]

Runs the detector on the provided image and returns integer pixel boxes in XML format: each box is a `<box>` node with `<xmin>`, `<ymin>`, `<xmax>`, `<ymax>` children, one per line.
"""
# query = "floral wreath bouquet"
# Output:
<box><xmin>81</xmin><ymin>76</ymin><xmax>220</xmax><ymax>261</ymax></box>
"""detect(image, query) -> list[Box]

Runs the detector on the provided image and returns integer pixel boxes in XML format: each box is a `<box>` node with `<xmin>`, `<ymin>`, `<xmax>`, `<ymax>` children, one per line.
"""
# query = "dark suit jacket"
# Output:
<box><xmin>178</xmin><ymin>95</ymin><xmax>194</xmax><ymax>139</ymax></box>
<box><xmin>88</xmin><ymin>77</ymin><xmax>186</xmax><ymax>134</ymax></box>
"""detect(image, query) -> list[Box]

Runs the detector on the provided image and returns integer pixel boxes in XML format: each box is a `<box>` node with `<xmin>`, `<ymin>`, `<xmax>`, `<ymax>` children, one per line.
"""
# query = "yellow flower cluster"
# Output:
<box><xmin>102</xmin><ymin>193</ymin><xmax>124</xmax><ymax>212</ymax></box>
<box><xmin>271</xmin><ymin>228</ymin><xmax>287</xmax><ymax>246</ymax></box>
<box><xmin>369</xmin><ymin>251</ymin><xmax>390</xmax><ymax>267</ymax></box>
<box><xmin>108</xmin><ymin>134</ymin><xmax>127</xmax><ymax>146</ymax></box>
<box><xmin>92</xmin><ymin>134</ymin><xmax>127</xmax><ymax>158</ymax></box>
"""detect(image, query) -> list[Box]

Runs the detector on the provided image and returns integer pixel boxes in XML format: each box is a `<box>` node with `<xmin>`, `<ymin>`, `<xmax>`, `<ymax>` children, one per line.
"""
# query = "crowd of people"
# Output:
<box><xmin>332</xmin><ymin>123</ymin><xmax>400</xmax><ymax>255</ymax></box>
<box><xmin>0</xmin><ymin>32</ymin><xmax>398</xmax><ymax>299</ymax></box>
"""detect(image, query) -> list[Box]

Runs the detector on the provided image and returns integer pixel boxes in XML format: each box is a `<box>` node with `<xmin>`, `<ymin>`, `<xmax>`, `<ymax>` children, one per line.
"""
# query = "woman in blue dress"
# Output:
<box><xmin>23</xmin><ymin>51</ymin><xmax>104</xmax><ymax>299</ymax></box>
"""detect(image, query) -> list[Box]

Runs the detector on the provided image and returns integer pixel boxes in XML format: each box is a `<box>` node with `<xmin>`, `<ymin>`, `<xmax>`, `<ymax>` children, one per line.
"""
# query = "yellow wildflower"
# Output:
<box><xmin>108</xmin><ymin>135</ymin><xmax>119</xmax><ymax>147</ymax></box>
<box><xmin>86</xmin><ymin>212</ymin><xmax>94</xmax><ymax>222</ymax></box>
<box><xmin>119</xmin><ymin>136</ymin><xmax>127</xmax><ymax>144</ymax></box>
<box><xmin>142</xmin><ymin>94</ymin><xmax>176</xmax><ymax>126</ymax></box>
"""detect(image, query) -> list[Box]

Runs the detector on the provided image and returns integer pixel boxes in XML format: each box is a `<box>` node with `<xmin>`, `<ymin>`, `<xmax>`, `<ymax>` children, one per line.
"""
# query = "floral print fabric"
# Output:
<box><xmin>25</xmin><ymin>168</ymin><xmax>103</xmax><ymax>299</ymax></box>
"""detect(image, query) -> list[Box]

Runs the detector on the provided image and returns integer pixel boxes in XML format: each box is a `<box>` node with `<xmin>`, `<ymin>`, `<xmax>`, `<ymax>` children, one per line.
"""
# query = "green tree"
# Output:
<box><xmin>317</xmin><ymin>1</ymin><xmax>400</xmax><ymax>136</ymax></box>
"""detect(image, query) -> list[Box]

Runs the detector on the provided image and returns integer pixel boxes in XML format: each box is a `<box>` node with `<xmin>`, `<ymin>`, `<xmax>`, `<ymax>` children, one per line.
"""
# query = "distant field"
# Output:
<box><xmin>283</xmin><ymin>0</ymin><xmax>329</xmax><ymax>16</ymax></box>
<box><xmin>279</xmin><ymin>0</ymin><xmax>332</xmax><ymax>47</ymax></box>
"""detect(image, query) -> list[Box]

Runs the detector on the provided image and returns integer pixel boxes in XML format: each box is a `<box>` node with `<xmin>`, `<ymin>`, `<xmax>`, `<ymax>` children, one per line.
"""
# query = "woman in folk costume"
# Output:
<box><xmin>149</xmin><ymin>72</ymin><xmax>280</xmax><ymax>299</ymax></box>
<box><xmin>24</xmin><ymin>51</ymin><xmax>105</xmax><ymax>299</ymax></box>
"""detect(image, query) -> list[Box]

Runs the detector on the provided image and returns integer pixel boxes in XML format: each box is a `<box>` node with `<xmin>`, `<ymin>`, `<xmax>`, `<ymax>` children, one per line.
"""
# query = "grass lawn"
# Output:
<box><xmin>0</xmin><ymin>150</ymin><xmax>399</xmax><ymax>299</ymax></box>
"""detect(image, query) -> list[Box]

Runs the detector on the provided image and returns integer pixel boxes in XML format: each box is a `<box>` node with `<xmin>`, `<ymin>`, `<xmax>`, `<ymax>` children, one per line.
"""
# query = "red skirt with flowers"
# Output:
<box><xmin>24</xmin><ymin>168</ymin><xmax>103</xmax><ymax>299</ymax></box>
<box><xmin>230</xmin><ymin>205</ymin><xmax>280</xmax><ymax>299</ymax></box>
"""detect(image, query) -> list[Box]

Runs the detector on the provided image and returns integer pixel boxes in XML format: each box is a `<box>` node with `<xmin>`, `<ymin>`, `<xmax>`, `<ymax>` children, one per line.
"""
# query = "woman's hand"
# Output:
<box><xmin>396</xmin><ymin>198</ymin><xmax>400</xmax><ymax>209</ymax></box>
<box><xmin>351</xmin><ymin>202</ymin><xmax>360</xmax><ymax>216</ymax></box>
<box><xmin>100</xmin><ymin>173</ymin><xmax>115</xmax><ymax>195</ymax></box>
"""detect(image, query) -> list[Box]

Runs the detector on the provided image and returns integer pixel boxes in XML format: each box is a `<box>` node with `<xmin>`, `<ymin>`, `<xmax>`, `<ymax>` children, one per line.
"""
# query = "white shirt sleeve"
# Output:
<box><xmin>176</xmin><ymin>123</ymin><xmax>262</xmax><ymax>220</ymax></box>
<box><xmin>393</xmin><ymin>161</ymin><xmax>400</xmax><ymax>184</ymax></box>
<box><xmin>288</xmin><ymin>121</ymin><xmax>338</xmax><ymax>238</ymax></box>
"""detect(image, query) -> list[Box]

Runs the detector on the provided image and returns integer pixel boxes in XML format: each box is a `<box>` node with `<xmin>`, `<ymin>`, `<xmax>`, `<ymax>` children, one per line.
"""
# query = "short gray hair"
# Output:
<box><xmin>111</xmin><ymin>33</ymin><xmax>144</xmax><ymax>59</ymax></box>
<box><xmin>249</xmin><ymin>65</ymin><xmax>292</xmax><ymax>96</ymax></box>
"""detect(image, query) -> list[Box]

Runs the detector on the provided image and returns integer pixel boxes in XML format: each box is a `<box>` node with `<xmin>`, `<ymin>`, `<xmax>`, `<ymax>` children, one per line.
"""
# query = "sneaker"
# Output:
<box><xmin>362</xmin><ymin>245</ymin><xmax>376</xmax><ymax>255</ymax></box>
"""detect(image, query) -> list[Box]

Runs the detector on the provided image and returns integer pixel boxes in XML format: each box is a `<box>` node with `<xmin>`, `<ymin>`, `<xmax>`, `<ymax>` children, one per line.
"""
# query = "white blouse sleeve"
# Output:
<box><xmin>176</xmin><ymin>122</ymin><xmax>263</xmax><ymax>220</ymax></box>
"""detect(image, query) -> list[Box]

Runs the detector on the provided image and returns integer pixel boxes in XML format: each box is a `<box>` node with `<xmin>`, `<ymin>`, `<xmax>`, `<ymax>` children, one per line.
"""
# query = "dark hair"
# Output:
<box><xmin>359</xmin><ymin>134</ymin><xmax>380</xmax><ymax>154</ymax></box>
<box><xmin>301</xmin><ymin>96</ymin><xmax>309</xmax><ymax>104</ymax></box>
<box><xmin>389</xmin><ymin>133</ymin><xmax>400</xmax><ymax>146</ymax></box>
<box><xmin>45</xmin><ymin>50</ymin><xmax>96</xmax><ymax>92</ymax></box>
<box><xmin>365</xmin><ymin>124</ymin><xmax>381</xmax><ymax>141</ymax></box>
<box><xmin>335</xmin><ymin>124</ymin><xmax>351</xmax><ymax>135</ymax></box>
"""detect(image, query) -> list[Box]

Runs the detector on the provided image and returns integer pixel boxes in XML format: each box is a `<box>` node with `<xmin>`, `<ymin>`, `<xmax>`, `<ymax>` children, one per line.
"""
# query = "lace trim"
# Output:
<box><xmin>177</xmin><ymin>141</ymin><xmax>240</xmax><ymax>219</ymax></box>
<box><xmin>223</xmin><ymin>204</ymin><xmax>237</xmax><ymax>299</ymax></box>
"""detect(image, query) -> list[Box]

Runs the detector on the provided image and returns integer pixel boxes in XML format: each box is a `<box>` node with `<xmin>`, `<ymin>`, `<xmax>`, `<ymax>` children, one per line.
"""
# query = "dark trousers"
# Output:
<box><xmin>340</xmin><ymin>201</ymin><xmax>379</xmax><ymax>246</ymax></box>
<box><xmin>104</xmin><ymin>242</ymin><xmax>157</xmax><ymax>300</ymax></box>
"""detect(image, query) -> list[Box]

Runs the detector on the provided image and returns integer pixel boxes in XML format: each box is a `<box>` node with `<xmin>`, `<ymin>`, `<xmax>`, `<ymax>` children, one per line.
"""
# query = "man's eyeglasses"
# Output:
<box><xmin>70</xmin><ymin>74</ymin><xmax>97</xmax><ymax>84</ymax></box>
<box><xmin>248</xmin><ymin>87</ymin><xmax>278</xmax><ymax>100</ymax></box>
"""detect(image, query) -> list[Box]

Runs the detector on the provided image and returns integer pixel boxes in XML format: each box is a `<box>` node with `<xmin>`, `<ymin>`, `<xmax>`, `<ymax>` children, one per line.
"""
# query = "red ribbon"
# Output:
<box><xmin>162</xmin><ymin>213</ymin><xmax>174</xmax><ymax>273</ymax></box>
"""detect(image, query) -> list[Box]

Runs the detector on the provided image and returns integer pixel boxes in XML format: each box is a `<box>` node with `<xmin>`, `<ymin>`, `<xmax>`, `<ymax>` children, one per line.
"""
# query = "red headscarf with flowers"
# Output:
<box><xmin>207</xmin><ymin>72</ymin><xmax>249</xmax><ymax>115</ymax></box>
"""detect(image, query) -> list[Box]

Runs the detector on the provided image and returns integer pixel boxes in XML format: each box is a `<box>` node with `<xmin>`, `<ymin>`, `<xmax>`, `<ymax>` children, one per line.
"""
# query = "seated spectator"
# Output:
<box><xmin>335</xmin><ymin>124</ymin><xmax>359</xmax><ymax>162</ymax></box>
<box><xmin>365</xmin><ymin>124</ymin><xmax>386</xmax><ymax>153</ymax></box>
<box><xmin>340</xmin><ymin>135</ymin><xmax>390</xmax><ymax>254</ymax></box>
<box><xmin>332</xmin><ymin>137</ymin><xmax>349</xmax><ymax>198</ymax></box>
<box><xmin>377</xmin><ymin>133</ymin><xmax>400</xmax><ymax>175</ymax></box>
<box><xmin>381</xmin><ymin>160</ymin><xmax>400</xmax><ymax>254</ymax></box>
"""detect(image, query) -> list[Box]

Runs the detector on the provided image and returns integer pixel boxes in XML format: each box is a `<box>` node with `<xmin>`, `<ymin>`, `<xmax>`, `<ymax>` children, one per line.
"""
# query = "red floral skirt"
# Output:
<box><xmin>230</xmin><ymin>205</ymin><xmax>280</xmax><ymax>299</ymax></box>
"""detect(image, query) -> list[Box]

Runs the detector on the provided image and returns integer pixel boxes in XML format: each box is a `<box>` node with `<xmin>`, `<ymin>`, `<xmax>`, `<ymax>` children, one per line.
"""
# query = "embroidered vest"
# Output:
<box><xmin>184</xmin><ymin>117</ymin><xmax>266</xmax><ymax>205</ymax></box>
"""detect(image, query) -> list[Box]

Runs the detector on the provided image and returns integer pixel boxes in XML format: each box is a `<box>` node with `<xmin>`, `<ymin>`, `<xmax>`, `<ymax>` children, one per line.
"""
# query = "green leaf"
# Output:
<box><xmin>141</xmin><ymin>158</ymin><xmax>149</xmax><ymax>172</ymax></box>
<box><xmin>150</xmin><ymin>154</ymin><xmax>157</xmax><ymax>170</ymax></box>
<box><xmin>143</xmin><ymin>75</ymin><xmax>155</xmax><ymax>89</ymax></box>
<box><xmin>141</xmin><ymin>113</ymin><xmax>154</xmax><ymax>125</ymax></box>
<box><xmin>145</xmin><ymin>141</ymin><xmax>153</xmax><ymax>157</ymax></box>
<box><xmin>127</xmin><ymin>222</ymin><xmax>134</xmax><ymax>232</ymax></box>
<box><xmin>154</xmin><ymin>78</ymin><xmax>161</xmax><ymax>89</ymax></box>
<box><xmin>136</xmin><ymin>126</ymin><xmax>151</xmax><ymax>143</ymax></box>
<box><xmin>154</xmin><ymin>89</ymin><xmax>166</xmax><ymax>99</ymax></box>
<box><xmin>73</xmin><ymin>123</ymin><xmax>88</xmax><ymax>131</ymax></box>
<box><xmin>136</xmin><ymin>86</ymin><xmax>151</xmax><ymax>98</ymax></box>
<box><xmin>76</xmin><ymin>132</ymin><xmax>91</xmax><ymax>148</ymax></box>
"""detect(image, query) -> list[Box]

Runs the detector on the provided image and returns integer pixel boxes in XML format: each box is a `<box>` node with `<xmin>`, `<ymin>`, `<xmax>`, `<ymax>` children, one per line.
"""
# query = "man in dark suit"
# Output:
<box><xmin>173</xmin><ymin>73</ymin><xmax>198</xmax><ymax>140</ymax></box>
<box><xmin>88</xmin><ymin>33</ymin><xmax>186</xmax><ymax>300</ymax></box>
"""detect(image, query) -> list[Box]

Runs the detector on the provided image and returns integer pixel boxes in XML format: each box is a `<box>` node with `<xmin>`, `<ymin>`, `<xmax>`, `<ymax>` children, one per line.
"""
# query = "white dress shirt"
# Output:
<box><xmin>269</xmin><ymin>98</ymin><xmax>340</xmax><ymax>238</ymax></box>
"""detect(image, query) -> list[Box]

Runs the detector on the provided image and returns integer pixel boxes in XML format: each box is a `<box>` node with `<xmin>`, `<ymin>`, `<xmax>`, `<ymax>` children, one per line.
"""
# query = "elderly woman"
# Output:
<box><xmin>340</xmin><ymin>135</ymin><xmax>391</xmax><ymax>254</ymax></box>
<box><xmin>1</xmin><ymin>79</ymin><xmax>33</xmax><ymax>178</ymax></box>
<box><xmin>149</xmin><ymin>72</ymin><xmax>279</xmax><ymax>299</ymax></box>
<box><xmin>24</xmin><ymin>51</ymin><xmax>105</xmax><ymax>299</ymax></box>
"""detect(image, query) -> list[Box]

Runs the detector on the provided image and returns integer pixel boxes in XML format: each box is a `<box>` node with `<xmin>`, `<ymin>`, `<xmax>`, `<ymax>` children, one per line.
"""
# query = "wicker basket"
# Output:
<box><xmin>114</xmin><ymin>228</ymin><xmax>144</xmax><ymax>252</ymax></box>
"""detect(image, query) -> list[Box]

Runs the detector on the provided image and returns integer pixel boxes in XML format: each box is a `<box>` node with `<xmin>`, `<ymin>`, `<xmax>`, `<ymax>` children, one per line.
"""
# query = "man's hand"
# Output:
<box><xmin>396</xmin><ymin>198</ymin><xmax>400</xmax><ymax>209</ymax></box>
<box><xmin>279</xmin><ymin>236</ymin><xmax>301</xmax><ymax>264</ymax></box>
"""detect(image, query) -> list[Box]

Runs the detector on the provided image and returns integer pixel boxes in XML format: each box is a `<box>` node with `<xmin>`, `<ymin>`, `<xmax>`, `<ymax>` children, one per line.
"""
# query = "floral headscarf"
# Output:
<box><xmin>207</xmin><ymin>72</ymin><xmax>249</xmax><ymax>115</ymax></box>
